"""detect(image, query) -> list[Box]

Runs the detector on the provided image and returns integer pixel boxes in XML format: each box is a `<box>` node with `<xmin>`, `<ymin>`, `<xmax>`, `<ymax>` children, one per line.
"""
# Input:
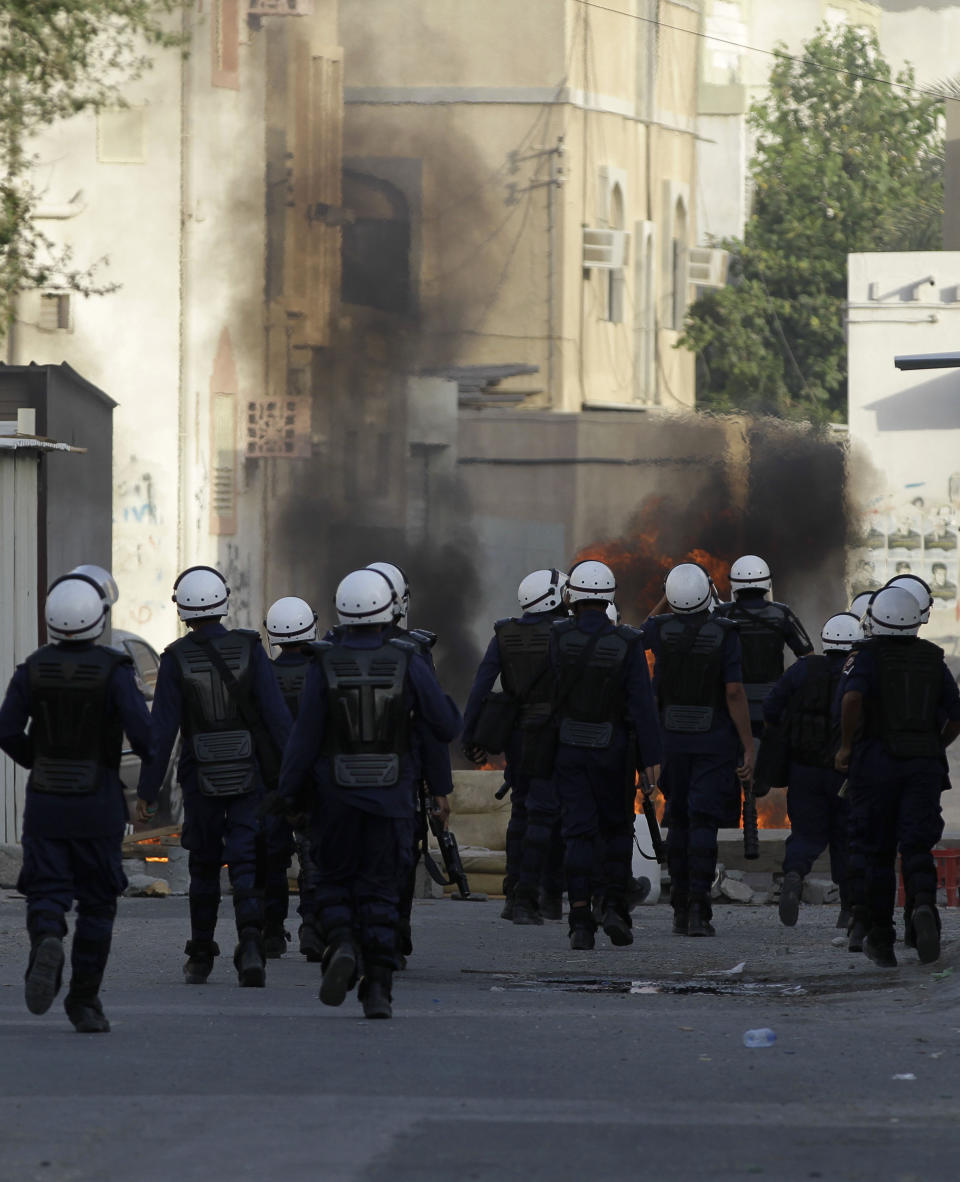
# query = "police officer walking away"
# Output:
<box><xmin>462</xmin><ymin>568</ymin><xmax>568</xmax><ymax>925</ymax></box>
<box><xmin>643</xmin><ymin>564</ymin><xmax>754</xmax><ymax>937</ymax></box>
<box><xmin>764</xmin><ymin>613</ymin><xmax>863</xmax><ymax>929</ymax></box>
<box><xmin>836</xmin><ymin>587</ymin><xmax>960</xmax><ymax>967</ymax></box>
<box><xmin>264</xmin><ymin>596</ymin><xmax>321</xmax><ymax>961</ymax></box>
<box><xmin>549</xmin><ymin>560</ymin><xmax>660</xmax><ymax>950</ymax></box>
<box><xmin>136</xmin><ymin>567</ymin><xmax>291</xmax><ymax>987</ymax></box>
<box><xmin>716</xmin><ymin>555</ymin><xmax>814</xmax><ymax>734</ymax></box>
<box><xmin>0</xmin><ymin>573</ymin><xmax>152</xmax><ymax>1032</ymax></box>
<box><xmin>276</xmin><ymin>569</ymin><xmax>462</xmax><ymax>1019</ymax></box>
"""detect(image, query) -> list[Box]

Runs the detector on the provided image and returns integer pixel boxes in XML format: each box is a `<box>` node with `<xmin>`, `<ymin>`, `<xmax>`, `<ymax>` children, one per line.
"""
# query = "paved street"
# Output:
<box><xmin>1</xmin><ymin>894</ymin><xmax>959</xmax><ymax>1182</ymax></box>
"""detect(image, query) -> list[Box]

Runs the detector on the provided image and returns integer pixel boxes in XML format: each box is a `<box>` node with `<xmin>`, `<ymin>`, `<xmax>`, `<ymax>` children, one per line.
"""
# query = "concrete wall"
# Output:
<box><xmin>847</xmin><ymin>252</ymin><xmax>960</xmax><ymax>657</ymax></box>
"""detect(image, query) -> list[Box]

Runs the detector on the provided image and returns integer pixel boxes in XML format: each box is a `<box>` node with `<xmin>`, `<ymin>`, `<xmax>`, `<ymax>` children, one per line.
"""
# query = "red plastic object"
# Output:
<box><xmin>896</xmin><ymin>848</ymin><xmax>960</xmax><ymax>907</ymax></box>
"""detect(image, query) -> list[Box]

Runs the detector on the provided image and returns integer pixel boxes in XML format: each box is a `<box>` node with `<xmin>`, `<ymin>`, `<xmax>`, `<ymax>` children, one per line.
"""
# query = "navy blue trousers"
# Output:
<box><xmin>181</xmin><ymin>792</ymin><xmax>264</xmax><ymax>941</ymax></box>
<box><xmin>783</xmin><ymin>762</ymin><xmax>849</xmax><ymax>898</ymax></box>
<box><xmin>662</xmin><ymin>748</ymin><xmax>738</xmax><ymax>903</ymax></box>
<box><xmin>848</xmin><ymin>756</ymin><xmax>944</xmax><ymax>935</ymax></box>
<box><xmin>18</xmin><ymin>834</ymin><xmax>124</xmax><ymax>983</ymax></box>
<box><xmin>312</xmin><ymin>797</ymin><xmax>415</xmax><ymax>971</ymax></box>
<box><xmin>555</xmin><ymin>744</ymin><xmax>633</xmax><ymax>909</ymax></box>
<box><xmin>516</xmin><ymin>774</ymin><xmax>564</xmax><ymax>899</ymax></box>
<box><xmin>263</xmin><ymin>814</ymin><xmax>295</xmax><ymax>929</ymax></box>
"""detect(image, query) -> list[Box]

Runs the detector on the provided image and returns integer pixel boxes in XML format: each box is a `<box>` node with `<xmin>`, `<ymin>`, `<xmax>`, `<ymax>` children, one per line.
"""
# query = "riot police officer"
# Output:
<box><xmin>884</xmin><ymin>573</ymin><xmax>933</xmax><ymax>627</ymax></box>
<box><xmin>836</xmin><ymin>587</ymin><xmax>960</xmax><ymax>967</ymax></box>
<box><xmin>764</xmin><ymin>613</ymin><xmax>863</xmax><ymax>929</ymax></box>
<box><xmin>0</xmin><ymin>573</ymin><xmax>152</xmax><ymax>1032</ymax></box>
<box><xmin>136</xmin><ymin>566</ymin><xmax>292</xmax><ymax>987</ymax></box>
<box><xmin>642</xmin><ymin>564</ymin><xmax>754</xmax><ymax>937</ymax></box>
<box><xmin>364</xmin><ymin>562</ymin><xmax>455</xmax><ymax>964</ymax></box>
<box><xmin>276</xmin><ymin>569</ymin><xmax>462</xmax><ymax>1019</ymax></box>
<box><xmin>716</xmin><ymin>555</ymin><xmax>814</xmax><ymax>733</ymax></box>
<box><xmin>462</xmin><ymin>569</ymin><xmax>568</xmax><ymax>925</ymax></box>
<box><xmin>548</xmin><ymin>560</ymin><xmax>660</xmax><ymax>950</ymax></box>
<box><xmin>264</xmin><ymin>596</ymin><xmax>321</xmax><ymax>961</ymax></box>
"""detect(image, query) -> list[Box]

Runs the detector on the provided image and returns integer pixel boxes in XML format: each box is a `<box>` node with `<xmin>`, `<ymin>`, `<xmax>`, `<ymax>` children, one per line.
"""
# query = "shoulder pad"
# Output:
<box><xmin>712</xmin><ymin>615</ymin><xmax>737</xmax><ymax>632</ymax></box>
<box><xmin>388</xmin><ymin>637</ymin><xmax>418</xmax><ymax>655</ymax></box>
<box><xmin>103</xmin><ymin>647</ymin><xmax>134</xmax><ymax>668</ymax></box>
<box><xmin>407</xmin><ymin>627</ymin><xmax>438</xmax><ymax>649</ymax></box>
<box><xmin>306</xmin><ymin>640</ymin><xmax>334</xmax><ymax>655</ymax></box>
<box><xmin>492</xmin><ymin>617</ymin><xmax>515</xmax><ymax>631</ymax></box>
<box><xmin>164</xmin><ymin>635</ymin><xmax>187</xmax><ymax>655</ymax></box>
<box><xmin>235</xmin><ymin>628</ymin><xmax>262</xmax><ymax>643</ymax></box>
<box><xmin>916</xmin><ymin>638</ymin><xmax>946</xmax><ymax>660</ymax></box>
<box><xmin>552</xmin><ymin>617</ymin><xmax>577</xmax><ymax>633</ymax></box>
<box><xmin>615</xmin><ymin>624</ymin><xmax>643</xmax><ymax>642</ymax></box>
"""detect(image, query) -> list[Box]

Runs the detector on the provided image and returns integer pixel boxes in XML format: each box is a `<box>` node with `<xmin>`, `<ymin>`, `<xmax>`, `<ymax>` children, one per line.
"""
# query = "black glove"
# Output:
<box><xmin>462</xmin><ymin>742</ymin><xmax>488</xmax><ymax>767</ymax></box>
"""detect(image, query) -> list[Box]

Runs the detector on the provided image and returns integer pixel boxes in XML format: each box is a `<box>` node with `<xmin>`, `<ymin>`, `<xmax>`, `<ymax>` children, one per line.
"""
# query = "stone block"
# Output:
<box><xmin>0</xmin><ymin>843</ymin><xmax>23</xmax><ymax>888</ymax></box>
<box><xmin>802</xmin><ymin>877</ymin><xmax>839</xmax><ymax>905</ymax></box>
<box><xmin>124</xmin><ymin>875</ymin><xmax>171</xmax><ymax>898</ymax></box>
<box><xmin>414</xmin><ymin>861</ymin><xmax>446</xmax><ymax>899</ymax></box>
<box><xmin>122</xmin><ymin>859</ymin><xmax>148</xmax><ymax>879</ymax></box>
<box><xmin>719</xmin><ymin>876</ymin><xmax>755</xmax><ymax>903</ymax></box>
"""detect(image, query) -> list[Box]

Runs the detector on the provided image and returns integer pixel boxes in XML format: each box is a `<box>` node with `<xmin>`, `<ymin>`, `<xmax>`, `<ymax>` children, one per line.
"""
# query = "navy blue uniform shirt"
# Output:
<box><xmin>278</xmin><ymin>628</ymin><xmax>462</xmax><ymax>819</ymax></box>
<box><xmin>137</xmin><ymin>620</ymin><xmax>292</xmax><ymax>803</ymax></box>
<box><xmin>463</xmin><ymin>610</ymin><xmax>557</xmax><ymax>740</ymax></box>
<box><xmin>642</xmin><ymin>613</ymin><xmax>742</xmax><ymax>755</ymax></box>
<box><xmin>552</xmin><ymin>609</ymin><xmax>661</xmax><ymax>769</ymax></box>
<box><xmin>0</xmin><ymin>642</ymin><xmax>153</xmax><ymax>839</ymax></box>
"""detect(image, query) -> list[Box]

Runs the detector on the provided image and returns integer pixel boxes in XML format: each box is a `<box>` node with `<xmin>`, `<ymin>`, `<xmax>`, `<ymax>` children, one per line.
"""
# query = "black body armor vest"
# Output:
<box><xmin>786</xmin><ymin>655</ymin><xmax>842</xmax><ymax>768</ymax></box>
<box><xmin>26</xmin><ymin>645</ymin><xmax>129</xmax><ymax>795</ymax></box>
<box><xmin>495</xmin><ymin>616</ymin><xmax>556</xmax><ymax>726</ymax></box>
<box><xmin>656</xmin><ymin>613</ymin><xmax>730</xmax><ymax>733</ymax></box>
<box><xmin>273</xmin><ymin>651</ymin><xmax>313</xmax><ymax>720</ymax></box>
<box><xmin>718</xmin><ymin>599</ymin><xmax>798</xmax><ymax>716</ymax></box>
<box><xmin>318</xmin><ymin>638</ymin><xmax>412</xmax><ymax>787</ymax></box>
<box><xmin>169</xmin><ymin>629</ymin><xmax>259</xmax><ymax>797</ymax></box>
<box><xmin>553</xmin><ymin>621</ymin><xmax>638</xmax><ymax>748</ymax></box>
<box><xmin>867</xmin><ymin>637</ymin><xmax>945</xmax><ymax>760</ymax></box>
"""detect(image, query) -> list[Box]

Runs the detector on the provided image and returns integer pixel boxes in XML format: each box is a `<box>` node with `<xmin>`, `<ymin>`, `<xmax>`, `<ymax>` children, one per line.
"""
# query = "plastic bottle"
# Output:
<box><xmin>742</xmin><ymin>1028</ymin><xmax>777</xmax><ymax>1048</ymax></box>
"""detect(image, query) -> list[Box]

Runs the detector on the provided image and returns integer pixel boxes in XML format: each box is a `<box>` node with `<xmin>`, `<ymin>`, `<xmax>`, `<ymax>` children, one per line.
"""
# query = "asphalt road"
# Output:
<box><xmin>1</xmin><ymin>893</ymin><xmax>959</xmax><ymax>1182</ymax></box>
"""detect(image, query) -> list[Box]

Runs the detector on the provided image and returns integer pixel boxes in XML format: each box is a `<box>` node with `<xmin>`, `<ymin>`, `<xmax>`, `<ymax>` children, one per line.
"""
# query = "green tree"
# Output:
<box><xmin>0</xmin><ymin>1</ymin><xmax>185</xmax><ymax>324</ymax></box>
<box><xmin>680</xmin><ymin>25</ymin><xmax>944</xmax><ymax>422</ymax></box>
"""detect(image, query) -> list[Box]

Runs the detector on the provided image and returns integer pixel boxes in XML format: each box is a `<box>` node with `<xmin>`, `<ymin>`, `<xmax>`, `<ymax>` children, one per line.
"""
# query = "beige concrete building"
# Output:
<box><xmin>340</xmin><ymin>0</ymin><xmax>704</xmax><ymax>412</ymax></box>
<box><xmin>5</xmin><ymin>0</ymin><xmax>343</xmax><ymax>652</ymax></box>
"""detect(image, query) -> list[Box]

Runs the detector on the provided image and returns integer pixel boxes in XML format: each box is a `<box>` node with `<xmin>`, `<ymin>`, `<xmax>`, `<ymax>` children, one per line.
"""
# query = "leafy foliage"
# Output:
<box><xmin>680</xmin><ymin>25</ymin><xmax>945</xmax><ymax>422</ymax></box>
<box><xmin>0</xmin><ymin>2</ymin><xmax>186</xmax><ymax>322</ymax></box>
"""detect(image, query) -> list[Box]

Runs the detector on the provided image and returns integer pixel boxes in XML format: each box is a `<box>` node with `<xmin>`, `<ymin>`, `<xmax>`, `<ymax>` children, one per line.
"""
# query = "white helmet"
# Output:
<box><xmin>518</xmin><ymin>568</ymin><xmax>566</xmax><ymax>614</ymax></box>
<box><xmin>565</xmin><ymin>559</ymin><xmax>616</xmax><ymax>605</ymax></box>
<box><xmin>885</xmin><ymin>574</ymin><xmax>932</xmax><ymax>625</ymax></box>
<box><xmin>665</xmin><ymin>563</ymin><xmax>713</xmax><ymax>614</ymax></box>
<box><xmin>367</xmin><ymin>561</ymin><xmax>408</xmax><ymax>622</ymax></box>
<box><xmin>849</xmin><ymin>591</ymin><xmax>873</xmax><ymax>620</ymax></box>
<box><xmin>336</xmin><ymin>569</ymin><xmax>396</xmax><ymax>626</ymax></box>
<box><xmin>821</xmin><ymin>612</ymin><xmax>863</xmax><ymax>652</ymax></box>
<box><xmin>69</xmin><ymin>564</ymin><xmax>119</xmax><ymax>606</ymax></box>
<box><xmin>46</xmin><ymin>574</ymin><xmax>110</xmax><ymax>642</ymax></box>
<box><xmin>729</xmin><ymin>554</ymin><xmax>772</xmax><ymax>595</ymax></box>
<box><xmin>867</xmin><ymin>586</ymin><xmax>922</xmax><ymax>637</ymax></box>
<box><xmin>265</xmin><ymin>596</ymin><xmax>317</xmax><ymax>643</ymax></box>
<box><xmin>605</xmin><ymin>602</ymin><xmax>621</xmax><ymax>625</ymax></box>
<box><xmin>173</xmin><ymin>565</ymin><xmax>230</xmax><ymax>621</ymax></box>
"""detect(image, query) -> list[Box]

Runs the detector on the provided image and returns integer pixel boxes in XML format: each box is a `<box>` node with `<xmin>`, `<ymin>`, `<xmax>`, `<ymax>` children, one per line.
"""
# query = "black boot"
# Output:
<box><xmin>319</xmin><ymin>935</ymin><xmax>358</xmax><ymax>1007</ymax></box>
<box><xmin>234</xmin><ymin>928</ymin><xmax>266</xmax><ymax>987</ymax></box>
<box><xmin>263</xmin><ymin>920</ymin><xmax>289</xmax><ymax>959</ymax></box>
<box><xmin>183</xmin><ymin>939</ymin><xmax>219</xmax><ymax>984</ymax></box>
<box><xmin>670</xmin><ymin>887</ymin><xmax>688</xmax><ymax>935</ymax></box>
<box><xmin>500</xmin><ymin>887</ymin><xmax>516</xmax><ymax>922</ymax></box>
<box><xmin>847</xmin><ymin>907</ymin><xmax>869</xmax><ymax>953</ymax></box>
<box><xmin>360</xmin><ymin>966</ymin><xmax>393</xmax><ymax>1019</ymax></box>
<box><xmin>25</xmin><ymin>935</ymin><xmax>65</xmax><ymax>1016</ymax></box>
<box><xmin>836</xmin><ymin>907</ymin><xmax>853</xmax><ymax>930</ymax></box>
<box><xmin>863</xmin><ymin>928</ymin><xmax>897</xmax><ymax>968</ymax></box>
<box><xmin>539</xmin><ymin>890</ymin><xmax>563</xmax><ymax>921</ymax></box>
<box><xmin>512</xmin><ymin>886</ymin><xmax>544</xmax><ymax>926</ymax></box>
<box><xmin>686</xmin><ymin>899</ymin><xmax>716</xmax><ymax>938</ymax></box>
<box><xmin>397</xmin><ymin>918</ymin><xmax>414</xmax><ymax>958</ymax></box>
<box><xmin>64</xmin><ymin>976</ymin><xmax>110</xmax><ymax>1033</ymax></box>
<box><xmin>298</xmin><ymin>920</ymin><xmax>325</xmax><ymax>963</ymax></box>
<box><xmin>778</xmin><ymin>871</ymin><xmax>803</xmax><ymax>927</ymax></box>
<box><xmin>602</xmin><ymin>901</ymin><xmax>634</xmax><ymax>947</ymax></box>
<box><xmin>911</xmin><ymin>903</ymin><xmax>941</xmax><ymax>965</ymax></box>
<box><xmin>568</xmin><ymin>906</ymin><xmax>596</xmax><ymax>951</ymax></box>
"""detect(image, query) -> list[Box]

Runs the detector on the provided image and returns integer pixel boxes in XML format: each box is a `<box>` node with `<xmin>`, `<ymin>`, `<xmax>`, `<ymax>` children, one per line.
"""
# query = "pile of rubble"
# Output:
<box><xmin>711</xmin><ymin>864</ymin><xmax>840</xmax><ymax>908</ymax></box>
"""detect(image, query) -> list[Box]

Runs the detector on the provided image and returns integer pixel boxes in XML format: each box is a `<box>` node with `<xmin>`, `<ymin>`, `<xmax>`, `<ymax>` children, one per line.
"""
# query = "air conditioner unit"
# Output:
<box><xmin>688</xmin><ymin>246</ymin><xmax>729</xmax><ymax>289</ymax></box>
<box><xmin>583</xmin><ymin>228</ymin><xmax>629</xmax><ymax>270</ymax></box>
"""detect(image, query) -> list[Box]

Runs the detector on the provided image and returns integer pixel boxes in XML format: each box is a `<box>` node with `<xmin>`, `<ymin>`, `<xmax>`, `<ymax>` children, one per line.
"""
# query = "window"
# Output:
<box><xmin>634</xmin><ymin>221</ymin><xmax>656</xmax><ymax>402</ymax></box>
<box><xmin>38</xmin><ymin>293</ymin><xmax>70</xmax><ymax>332</ymax></box>
<box><xmin>212</xmin><ymin>0</ymin><xmax>239</xmax><ymax>89</ymax></box>
<box><xmin>342</xmin><ymin>171</ymin><xmax>413</xmax><ymax>315</ymax></box>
